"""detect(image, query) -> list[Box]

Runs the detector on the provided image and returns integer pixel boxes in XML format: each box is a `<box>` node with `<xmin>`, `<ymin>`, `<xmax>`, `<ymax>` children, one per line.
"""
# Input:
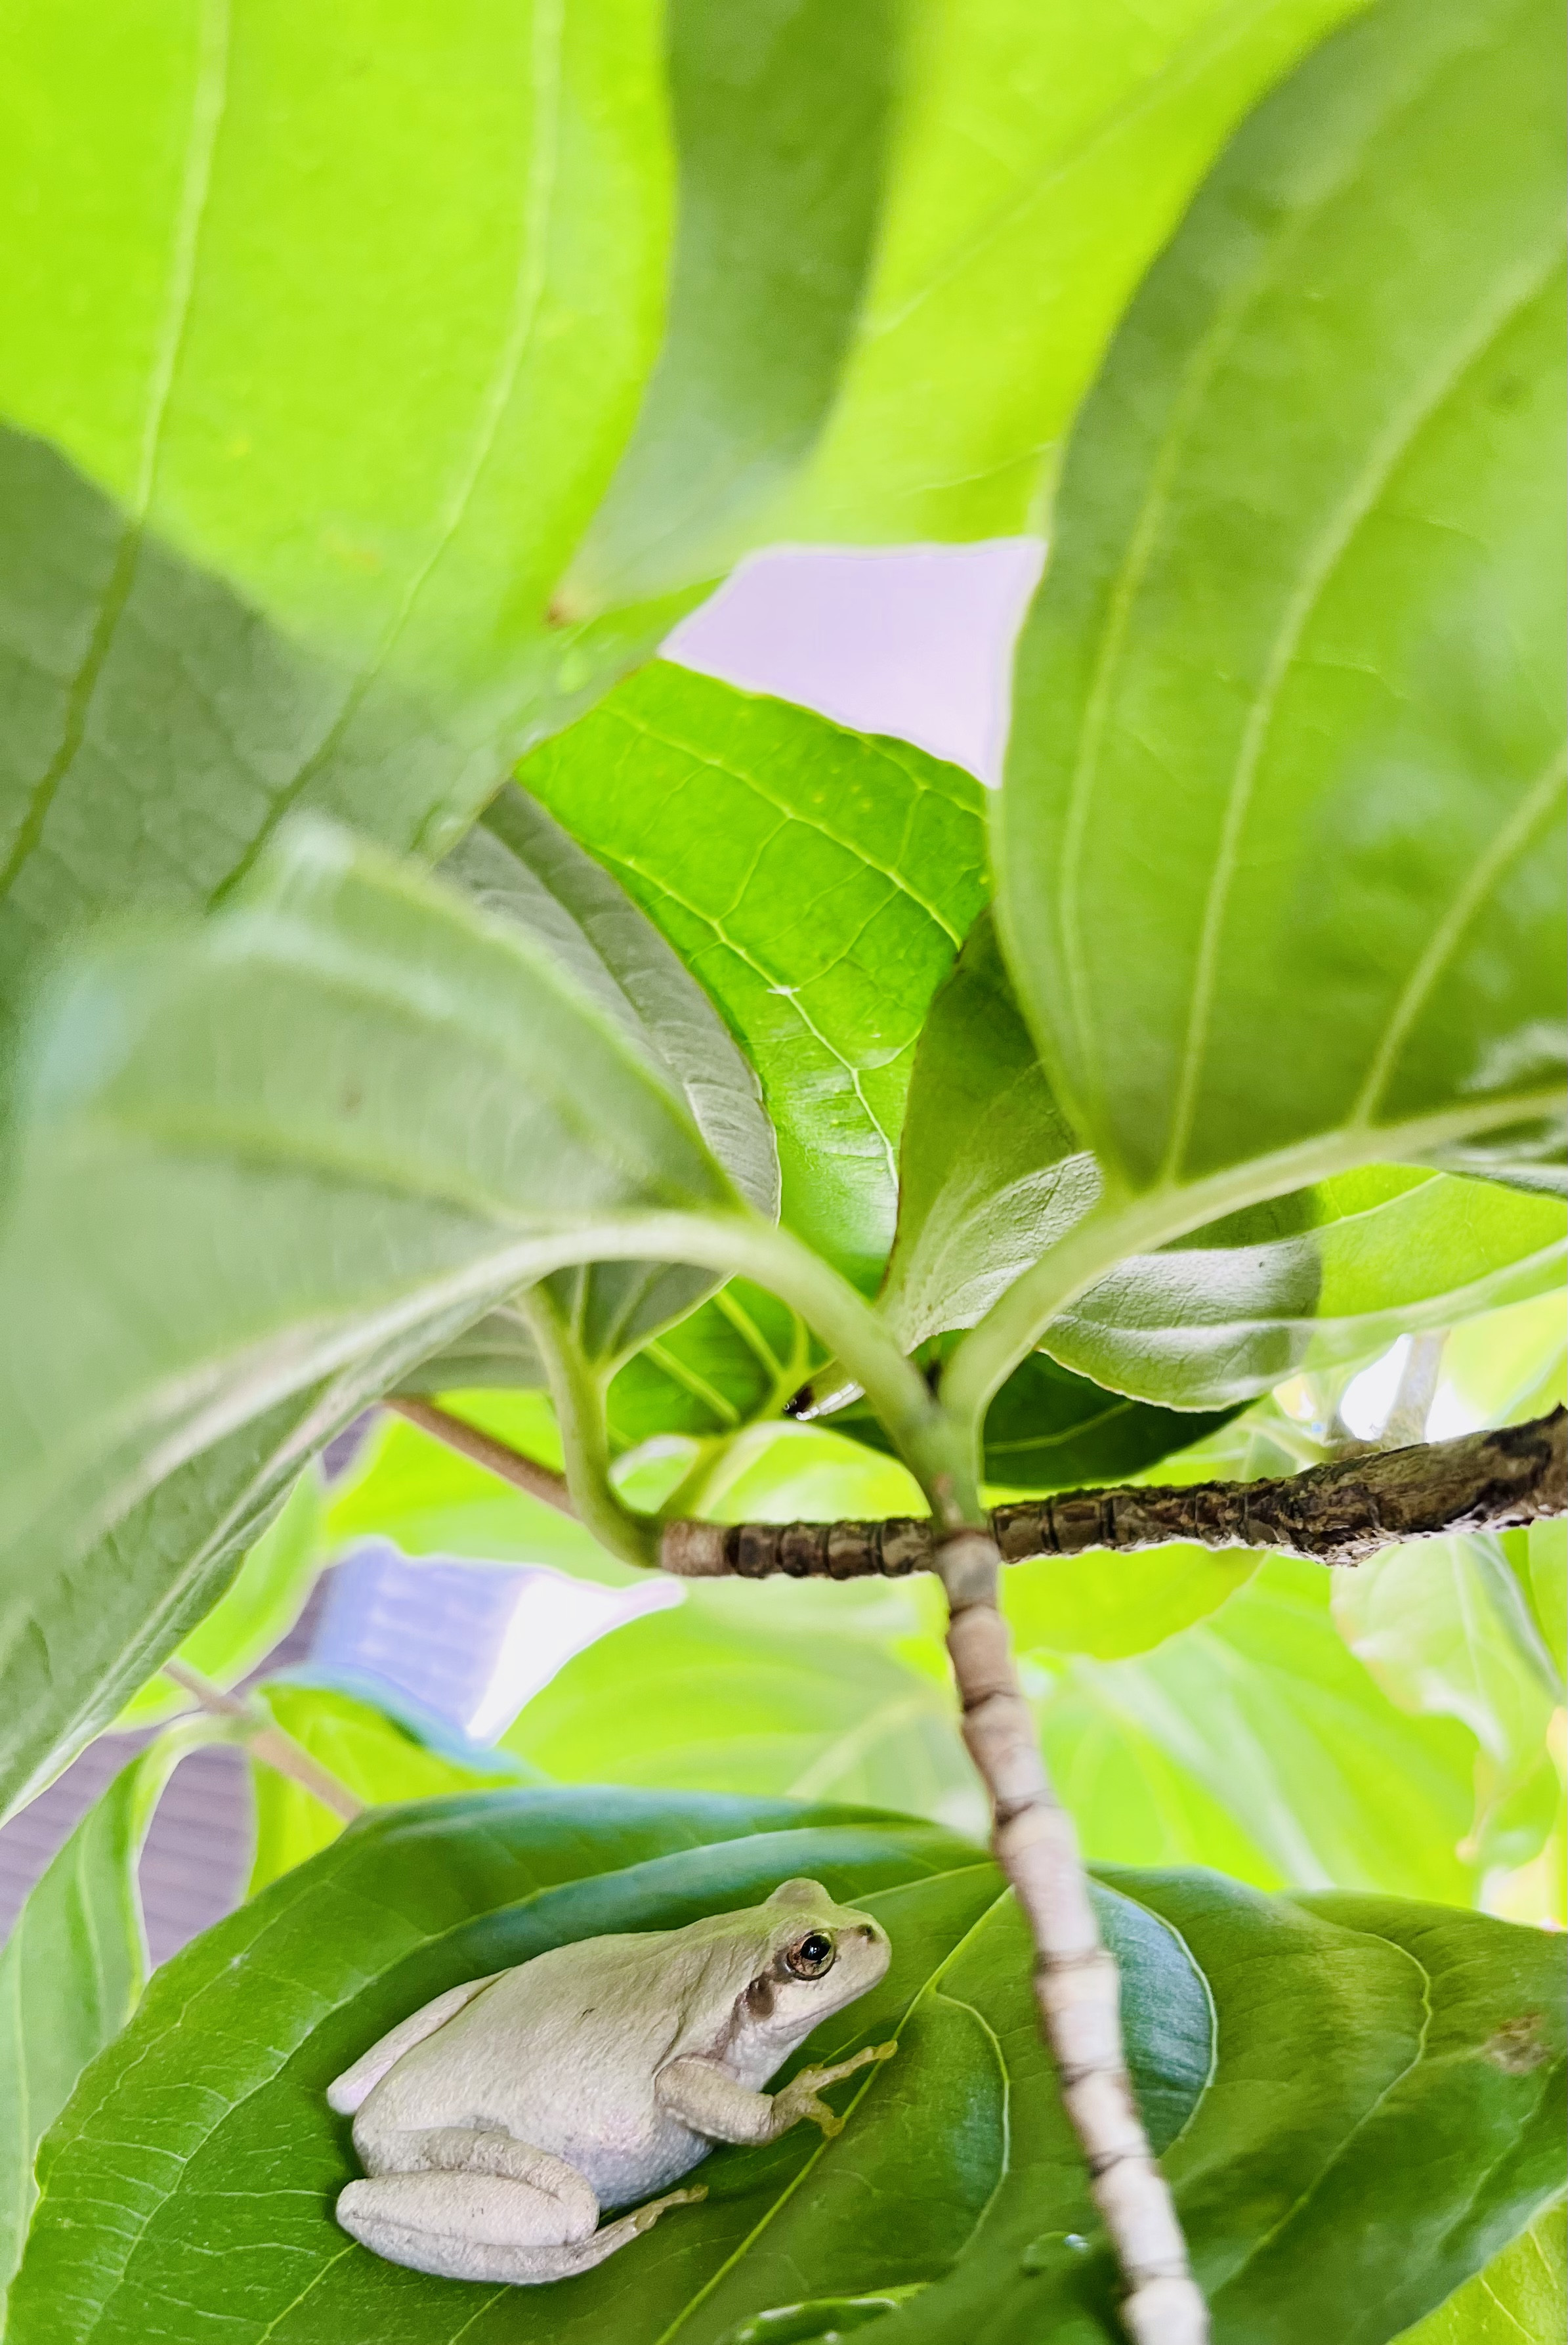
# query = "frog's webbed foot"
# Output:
<box><xmin>774</xmin><ymin>2040</ymin><xmax>899</xmax><ymax>2138</ymax></box>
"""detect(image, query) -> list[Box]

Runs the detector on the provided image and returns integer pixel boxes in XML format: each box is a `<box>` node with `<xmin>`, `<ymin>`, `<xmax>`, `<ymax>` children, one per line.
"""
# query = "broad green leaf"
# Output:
<box><xmin>781</xmin><ymin>0</ymin><xmax>1369</xmax><ymax>544</ymax></box>
<box><xmin>832</xmin><ymin>1344</ymin><xmax>1242</xmax><ymax>1494</ymax></box>
<box><xmin>444</xmin><ymin>781</ymin><xmax>778</xmax><ymax>1364</ymax></box>
<box><xmin>606</xmin><ymin>1280</ymin><xmax>814</xmax><ymax>1450</ymax></box>
<box><xmin>1003</xmin><ymin>1540</ymin><xmax>1259</xmax><ymax>1662</ymax></box>
<box><xmin>502</xmin><ymin>1581</ymin><xmax>976</xmax><ymax>1828</ymax></box>
<box><xmin>247</xmin><ymin>1681</ymin><xmax>543</xmax><ymax>1897</ymax></box>
<box><xmin>1333</xmin><ymin>1534</ymin><xmax>1562</xmax><ymax>1870</ymax></box>
<box><xmin>887</xmin><ymin>918</ymin><xmax>1564</xmax><ymax>1409</ymax></box>
<box><xmin>16</xmin><ymin>1792</ymin><xmax>1559</xmax><ymax>2345</ymax></box>
<box><xmin>0</xmin><ymin>1740</ymin><xmax>192</xmax><ymax>2299</ymax></box>
<box><xmin>1000</xmin><ymin>0</ymin><xmax>1567</xmax><ymax>1202</ymax></box>
<box><xmin>2</xmin><ymin>1788</ymin><xmax>1209</xmax><ymax>2345</ymax></box>
<box><xmin>1034</xmin><ymin>1559</ymin><xmax>1481</xmax><ymax>1901</ymax></box>
<box><xmin>885</xmin><ymin>1874</ymin><xmax>1566</xmax><ymax>2345</ymax></box>
<box><xmin>520</xmin><ymin>664</ymin><xmax>988</xmax><ymax>1289</ymax></box>
<box><xmin>564</xmin><ymin>0</ymin><xmax>900</xmax><ymax>609</ymax></box>
<box><xmin>0</xmin><ymin>822</ymin><xmax>747</xmax><ymax>1818</ymax></box>
<box><xmin>1395</xmin><ymin>2199</ymin><xmax>1566</xmax><ymax>2343</ymax></box>
<box><xmin>0</xmin><ymin>1</ymin><xmax>673</xmax><ymax>1026</ymax></box>
<box><xmin>112</xmin><ymin>1467</ymin><xmax>324</xmax><ymax>1731</ymax></box>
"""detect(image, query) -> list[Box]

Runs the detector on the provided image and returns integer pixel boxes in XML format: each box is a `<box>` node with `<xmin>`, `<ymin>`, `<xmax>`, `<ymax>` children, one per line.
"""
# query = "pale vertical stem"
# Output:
<box><xmin>1380</xmin><ymin>1330</ymin><xmax>1446</xmax><ymax>1448</ymax></box>
<box><xmin>937</xmin><ymin>1532</ymin><xmax>1208</xmax><ymax>2345</ymax></box>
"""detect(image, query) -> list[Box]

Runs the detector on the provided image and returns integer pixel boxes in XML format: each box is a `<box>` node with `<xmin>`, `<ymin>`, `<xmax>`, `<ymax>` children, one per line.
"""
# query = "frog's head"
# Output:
<box><xmin>741</xmin><ymin>1878</ymin><xmax>891</xmax><ymax>2036</ymax></box>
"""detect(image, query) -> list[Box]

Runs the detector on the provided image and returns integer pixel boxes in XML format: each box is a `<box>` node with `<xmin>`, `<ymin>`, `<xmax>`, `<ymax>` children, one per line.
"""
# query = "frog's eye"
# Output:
<box><xmin>784</xmin><ymin>1931</ymin><xmax>836</xmax><ymax>1979</ymax></box>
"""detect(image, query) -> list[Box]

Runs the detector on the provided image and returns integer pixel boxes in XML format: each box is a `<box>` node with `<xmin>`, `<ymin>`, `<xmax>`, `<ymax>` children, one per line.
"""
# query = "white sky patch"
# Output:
<box><xmin>1338</xmin><ymin>1339</ymin><xmax>1412</xmax><ymax>1442</ymax></box>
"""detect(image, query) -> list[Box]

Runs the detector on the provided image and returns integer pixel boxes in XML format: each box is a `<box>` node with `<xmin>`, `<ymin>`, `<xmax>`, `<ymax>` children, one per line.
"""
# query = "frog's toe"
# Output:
<box><xmin>632</xmin><ymin>2185</ymin><xmax>707</xmax><ymax>2234</ymax></box>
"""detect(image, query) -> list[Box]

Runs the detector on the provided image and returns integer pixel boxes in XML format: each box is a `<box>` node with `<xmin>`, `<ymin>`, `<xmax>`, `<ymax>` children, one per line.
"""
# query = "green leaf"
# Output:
<box><xmin>606</xmin><ymin>1280</ymin><xmax>814</xmax><ymax>1450</ymax></box>
<box><xmin>0</xmin><ymin>821</ymin><xmax>748</xmax><ymax>1818</ymax></box>
<box><xmin>1332</xmin><ymin>1533</ymin><xmax>1562</xmax><ymax>1869</ymax></box>
<box><xmin>501</xmin><ymin>1581</ymin><xmax>977</xmax><ymax>1826</ymax></box>
<box><xmin>444</xmin><ymin>780</ymin><xmax>778</xmax><ymax>1364</ymax></box>
<box><xmin>832</xmin><ymin>1343</ymin><xmax>1241</xmax><ymax>1494</ymax></box>
<box><xmin>247</xmin><ymin>1681</ymin><xmax>543</xmax><ymax>1897</ymax></box>
<box><xmin>1033</xmin><ymin>1559</ymin><xmax>1481</xmax><ymax>1900</ymax></box>
<box><xmin>1395</xmin><ymin>2199</ymin><xmax>1566</xmax><ymax>2343</ymax></box>
<box><xmin>999</xmin><ymin>0</ymin><xmax>1567</xmax><ymax>1202</ymax></box>
<box><xmin>0</xmin><ymin>1742</ymin><xmax>188</xmax><ymax>2299</ymax></box>
<box><xmin>2</xmin><ymin>1790</ymin><xmax>1203</xmax><ymax>2344</ymax></box>
<box><xmin>887</xmin><ymin>916</ymin><xmax>1565</xmax><ymax>1408</ymax></box>
<box><xmin>564</xmin><ymin>0</ymin><xmax>901</xmax><ymax>609</ymax></box>
<box><xmin>781</xmin><ymin>0</ymin><xmax>1370</xmax><ymax>544</ymax></box>
<box><xmin>885</xmin><ymin>1874</ymin><xmax>1566</xmax><ymax>2345</ymax></box>
<box><xmin>1003</xmin><ymin>1539</ymin><xmax>1259</xmax><ymax>1663</ymax></box>
<box><xmin>520</xmin><ymin>663</ymin><xmax>989</xmax><ymax>1289</ymax></box>
<box><xmin>14</xmin><ymin>1794</ymin><xmax>1558</xmax><ymax>2345</ymax></box>
<box><xmin>0</xmin><ymin>1</ymin><xmax>674</xmax><ymax>1025</ymax></box>
<box><xmin>112</xmin><ymin>1467</ymin><xmax>324</xmax><ymax>1731</ymax></box>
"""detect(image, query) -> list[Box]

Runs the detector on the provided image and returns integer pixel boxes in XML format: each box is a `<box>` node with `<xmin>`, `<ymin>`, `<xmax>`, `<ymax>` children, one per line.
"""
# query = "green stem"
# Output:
<box><xmin>734</xmin><ymin>1225</ymin><xmax>983</xmax><ymax>1530</ymax></box>
<box><xmin>519</xmin><ymin>1285</ymin><xmax>660</xmax><ymax>1568</ymax></box>
<box><xmin>940</xmin><ymin>1085</ymin><xmax>1568</xmax><ymax>1454</ymax></box>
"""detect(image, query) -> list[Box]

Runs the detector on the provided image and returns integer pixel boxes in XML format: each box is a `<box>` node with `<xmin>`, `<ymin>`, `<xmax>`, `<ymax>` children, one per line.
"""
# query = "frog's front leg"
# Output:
<box><xmin>337</xmin><ymin>2126</ymin><xmax>703</xmax><ymax>2284</ymax></box>
<box><xmin>658</xmin><ymin>2040</ymin><xmax>897</xmax><ymax>2145</ymax></box>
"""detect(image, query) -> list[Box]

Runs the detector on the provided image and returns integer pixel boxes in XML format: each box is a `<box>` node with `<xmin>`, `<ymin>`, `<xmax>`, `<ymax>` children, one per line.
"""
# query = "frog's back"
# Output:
<box><xmin>356</xmin><ymin>1932</ymin><xmax>722</xmax><ymax>2202</ymax></box>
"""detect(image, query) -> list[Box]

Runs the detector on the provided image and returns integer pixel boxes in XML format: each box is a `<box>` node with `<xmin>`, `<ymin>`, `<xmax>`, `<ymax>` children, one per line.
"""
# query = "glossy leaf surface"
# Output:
<box><xmin>0</xmin><ymin>823</ymin><xmax>742</xmax><ymax>1817</ymax></box>
<box><xmin>784</xmin><ymin>0</ymin><xmax>1368</xmax><ymax>544</ymax></box>
<box><xmin>0</xmin><ymin>0</ymin><xmax>670</xmax><ymax>1025</ymax></box>
<box><xmin>521</xmin><ymin>664</ymin><xmax>988</xmax><ymax>1288</ymax></box>
<box><xmin>1000</xmin><ymin>0</ymin><xmax>1567</xmax><ymax>1197</ymax></box>
<box><xmin>883</xmin><ymin>1872</ymin><xmax>1565</xmax><ymax>2344</ymax></box>
<box><xmin>888</xmin><ymin>918</ymin><xmax>1564</xmax><ymax>1407</ymax></box>
<box><xmin>12</xmin><ymin>1793</ymin><xmax>1561</xmax><ymax>2344</ymax></box>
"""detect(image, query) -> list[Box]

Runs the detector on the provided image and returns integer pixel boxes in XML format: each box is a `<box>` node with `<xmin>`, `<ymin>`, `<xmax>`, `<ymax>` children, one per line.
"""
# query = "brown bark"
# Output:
<box><xmin>660</xmin><ymin>1408</ymin><xmax>1565</xmax><ymax>1578</ymax></box>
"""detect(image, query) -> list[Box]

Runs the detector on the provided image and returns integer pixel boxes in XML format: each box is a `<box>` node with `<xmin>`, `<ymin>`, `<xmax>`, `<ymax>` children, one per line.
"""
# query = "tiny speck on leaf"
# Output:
<box><xmin>1480</xmin><ymin>2013</ymin><xmax>1549</xmax><ymax>2073</ymax></box>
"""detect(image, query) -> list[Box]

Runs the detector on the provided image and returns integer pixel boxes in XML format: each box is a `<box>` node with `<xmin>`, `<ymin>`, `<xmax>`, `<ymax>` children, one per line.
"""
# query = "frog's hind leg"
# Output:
<box><xmin>336</xmin><ymin>2128</ymin><xmax>703</xmax><ymax>2285</ymax></box>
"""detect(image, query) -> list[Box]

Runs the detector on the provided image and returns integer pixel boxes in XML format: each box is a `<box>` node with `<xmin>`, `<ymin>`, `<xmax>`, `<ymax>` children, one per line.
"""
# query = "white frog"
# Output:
<box><xmin>327</xmin><ymin>1878</ymin><xmax>895</xmax><ymax>2285</ymax></box>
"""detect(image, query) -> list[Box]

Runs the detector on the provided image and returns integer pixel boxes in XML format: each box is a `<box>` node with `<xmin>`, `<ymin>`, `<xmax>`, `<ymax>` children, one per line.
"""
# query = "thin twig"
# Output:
<box><xmin>162</xmin><ymin>1660</ymin><xmax>364</xmax><ymax>1820</ymax></box>
<box><xmin>937</xmin><ymin>1532</ymin><xmax>1206</xmax><ymax>2344</ymax></box>
<box><xmin>387</xmin><ymin>1396</ymin><xmax>575</xmax><ymax>1515</ymax></box>
<box><xmin>660</xmin><ymin>1409</ymin><xmax>1567</xmax><ymax>1577</ymax></box>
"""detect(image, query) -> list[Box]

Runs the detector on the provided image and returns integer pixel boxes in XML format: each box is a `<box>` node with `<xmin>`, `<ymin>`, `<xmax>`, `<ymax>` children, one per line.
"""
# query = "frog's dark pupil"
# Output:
<box><xmin>784</xmin><ymin>1930</ymin><xmax>836</xmax><ymax>1977</ymax></box>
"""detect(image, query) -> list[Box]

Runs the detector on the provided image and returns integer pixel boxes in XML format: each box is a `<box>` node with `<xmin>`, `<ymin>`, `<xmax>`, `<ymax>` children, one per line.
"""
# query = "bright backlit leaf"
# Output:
<box><xmin>1000</xmin><ymin>0</ymin><xmax>1567</xmax><ymax>1199</ymax></box>
<box><xmin>0</xmin><ymin>0</ymin><xmax>673</xmax><ymax>1027</ymax></box>
<box><xmin>521</xmin><ymin>663</ymin><xmax>988</xmax><ymax>1289</ymax></box>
